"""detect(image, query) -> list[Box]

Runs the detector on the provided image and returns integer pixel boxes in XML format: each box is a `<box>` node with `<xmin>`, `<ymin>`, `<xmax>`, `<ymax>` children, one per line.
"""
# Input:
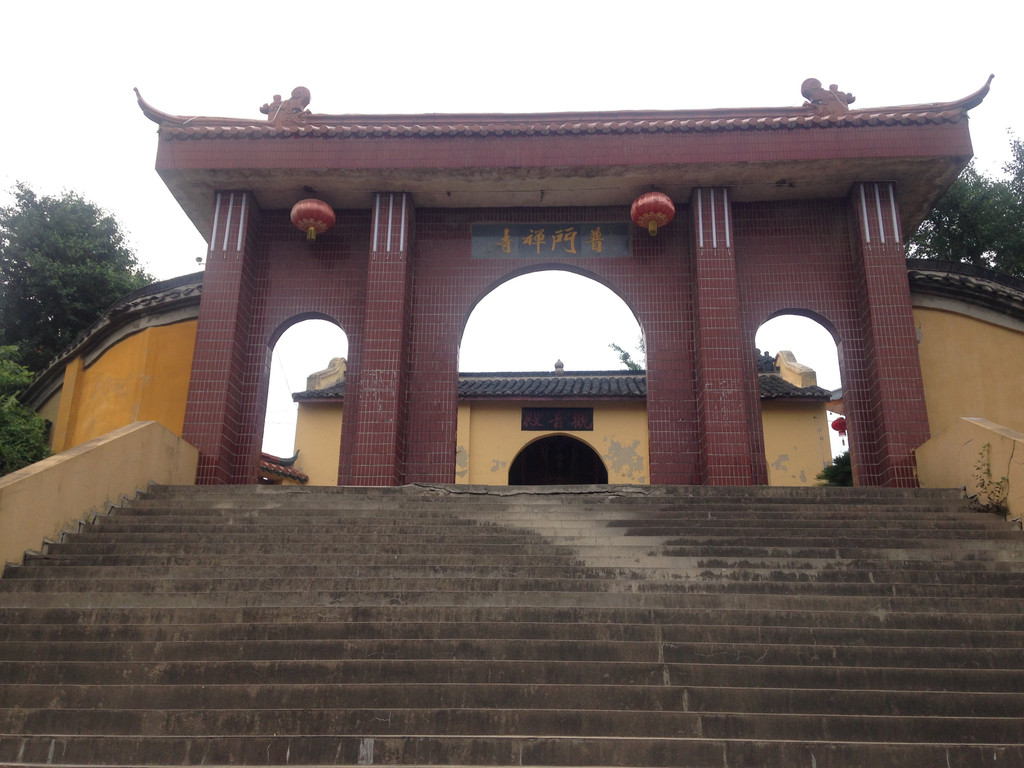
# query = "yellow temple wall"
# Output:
<box><xmin>761</xmin><ymin>400</ymin><xmax>833</xmax><ymax>486</ymax></box>
<box><xmin>294</xmin><ymin>402</ymin><xmax>345</xmax><ymax>486</ymax></box>
<box><xmin>913</xmin><ymin>303</ymin><xmax>1024</xmax><ymax>495</ymax></box>
<box><xmin>914</xmin><ymin>306</ymin><xmax>1024</xmax><ymax>437</ymax></box>
<box><xmin>296</xmin><ymin>397</ymin><xmax>830</xmax><ymax>486</ymax></box>
<box><xmin>34</xmin><ymin>387</ymin><xmax>63</xmax><ymax>445</ymax></box>
<box><xmin>50</xmin><ymin>321</ymin><xmax>196</xmax><ymax>453</ymax></box>
<box><xmin>455</xmin><ymin>400</ymin><xmax>650</xmax><ymax>485</ymax></box>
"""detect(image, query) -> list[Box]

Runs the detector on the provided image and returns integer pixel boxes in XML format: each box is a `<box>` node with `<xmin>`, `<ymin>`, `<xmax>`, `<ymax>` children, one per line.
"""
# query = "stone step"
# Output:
<box><xmin>4</xmin><ymin>681</ymin><xmax>1022</xmax><ymax>718</ymax></box>
<box><xmin>11</xmin><ymin>561</ymin><xmax>1024</xmax><ymax>588</ymax></box>
<box><xmin>141</xmin><ymin>483</ymin><xmax>966</xmax><ymax>499</ymax></box>
<box><xmin>3</xmin><ymin>637</ymin><xmax>1023</xmax><ymax>669</ymax></box>
<box><xmin>38</xmin><ymin>536</ymin><xmax>1024</xmax><ymax>561</ymax></box>
<box><xmin>84</xmin><ymin>514</ymin><xmax>1016</xmax><ymax>534</ymax></box>
<box><xmin>2</xmin><ymin>618</ymin><xmax>1021</xmax><ymax>648</ymax></box>
<box><xmin>113</xmin><ymin>504</ymin><xmax>978</xmax><ymax>522</ymax></box>
<box><xmin>3</xmin><ymin>573</ymin><xmax>1023</xmax><ymax>601</ymax></box>
<box><xmin>126</xmin><ymin>492</ymin><xmax>961</xmax><ymax>506</ymax></box>
<box><xmin>2</xmin><ymin>585</ymin><xmax>1021</xmax><ymax>613</ymax></box>
<box><xmin>97</xmin><ymin>514</ymin><xmax>1012</xmax><ymax>536</ymax></box>
<box><xmin>127</xmin><ymin>485</ymin><xmax>970</xmax><ymax>498</ymax></box>
<box><xmin>54</xmin><ymin>523</ymin><xmax>1023</xmax><ymax>543</ymax></box>
<box><xmin>77</xmin><ymin>523</ymin><xmax>1020</xmax><ymax>547</ymax></box>
<box><xmin>3</xmin><ymin>732</ymin><xmax>1021</xmax><ymax>767</ymax></box>
<box><xmin>3</xmin><ymin>705</ymin><xmax>1023</xmax><ymax>743</ymax></box>
<box><xmin>2</xmin><ymin>483</ymin><xmax>1020</xmax><ymax>766</ymax></box>
<box><xmin>18</xmin><ymin>549</ymin><xmax>1024</xmax><ymax>576</ymax></box>
<box><xmin>3</xmin><ymin>602</ymin><xmax>1021</xmax><ymax>633</ymax></box>
<box><xmin>6</xmin><ymin>658</ymin><xmax>1024</xmax><ymax>691</ymax></box>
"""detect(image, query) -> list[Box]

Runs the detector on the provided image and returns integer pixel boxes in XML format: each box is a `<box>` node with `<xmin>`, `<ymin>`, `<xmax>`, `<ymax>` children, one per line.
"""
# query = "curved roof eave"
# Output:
<box><xmin>136</xmin><ymin>76</ymin><xmax>993</xmax><ymax>135</ymax></box>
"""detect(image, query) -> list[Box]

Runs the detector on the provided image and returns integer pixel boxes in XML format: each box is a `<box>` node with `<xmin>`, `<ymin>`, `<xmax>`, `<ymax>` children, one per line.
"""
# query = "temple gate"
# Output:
<box><xmin>137</xmin><ymin>78</ymin><xmax>991</xmax><ymax>487</ymax></box>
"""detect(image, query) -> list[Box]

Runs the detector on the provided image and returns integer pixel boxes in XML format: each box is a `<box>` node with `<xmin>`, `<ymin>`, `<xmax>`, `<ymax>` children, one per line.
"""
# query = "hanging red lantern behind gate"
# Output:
<box><xmin>630</xmin><ymin>192</ymin><xmax>675</xmax><ymax>236</ymax></box>
<box><xmin>831</xmin><ymin>416</ymin><xmax>848</xmax><ymax>438</ymax></box>
<box><xmin>290</xmin><ymin>199</ymin><xmax>335</xmax><ymax>241</ymax></box>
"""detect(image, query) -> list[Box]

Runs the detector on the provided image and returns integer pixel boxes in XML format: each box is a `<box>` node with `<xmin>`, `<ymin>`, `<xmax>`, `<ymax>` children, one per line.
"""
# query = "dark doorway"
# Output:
<box><xmin>508</xmin><ymin>435</ymin><xmax>609</xmax><ymax>485</ymax></box>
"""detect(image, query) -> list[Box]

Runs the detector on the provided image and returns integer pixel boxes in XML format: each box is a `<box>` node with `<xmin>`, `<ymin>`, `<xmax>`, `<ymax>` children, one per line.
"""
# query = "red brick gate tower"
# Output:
<box><xmin>138</xmin><ymin>78</ymin><xmax>990</xmax><ymax>487</ymax></box>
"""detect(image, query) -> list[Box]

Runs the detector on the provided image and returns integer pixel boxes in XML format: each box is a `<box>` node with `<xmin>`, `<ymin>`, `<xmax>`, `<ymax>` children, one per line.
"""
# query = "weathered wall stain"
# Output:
<box><xmin>603</xmin><ymin>438</ymin><xmax>646</xmax><ymax>482</ymax></box>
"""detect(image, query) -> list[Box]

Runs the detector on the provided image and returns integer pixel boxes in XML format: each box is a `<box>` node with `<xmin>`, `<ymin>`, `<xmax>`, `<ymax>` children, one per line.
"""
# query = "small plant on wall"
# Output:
<box><xmin>971</xmin><ymin>442</ymin><xmax>1009</xmax><ymax>515</ymax></box>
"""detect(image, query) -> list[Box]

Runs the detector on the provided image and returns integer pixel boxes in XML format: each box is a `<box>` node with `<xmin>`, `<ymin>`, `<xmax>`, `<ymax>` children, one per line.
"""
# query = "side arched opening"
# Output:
<box><xmin>754</xmin><ymin>312</ymin><xmax>847</xmax><ymax>486</ymax></box>
<box><xmin>262</xmin><ymin>316</ymin><xmax>348</xmax><ymax>485</ymax></box>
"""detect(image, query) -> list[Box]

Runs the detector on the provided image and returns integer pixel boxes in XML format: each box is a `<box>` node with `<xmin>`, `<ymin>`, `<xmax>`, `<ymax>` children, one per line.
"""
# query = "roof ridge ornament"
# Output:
<box><xmin>801</xmin><ymin>78</ymin><xmax>855</xmax><ymax>116</ymax></box>
<box><xmin>260</xmin><ymin>87</ymin><xmax>311</xmax><ymax>124</ymax></box>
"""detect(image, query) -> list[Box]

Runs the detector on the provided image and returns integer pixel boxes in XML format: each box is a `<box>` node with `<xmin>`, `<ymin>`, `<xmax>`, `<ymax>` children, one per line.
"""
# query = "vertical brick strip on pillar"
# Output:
<box><xmin>849</xmin><ymin>182</ymin><xmax>929</xmax><ymax>487</ymax></box>
<box><xmin>691</xmin><ymin>187</ymin><xmax>763</xmax><ymax>485</ymax></box>
<box><xmin>182</xmin><ymin>191</ymin><xmax>261</xmax><ymax>484</ymax></box>
<box><xmin>348</xmin><ymin>192</ymin><xmax>413</xmax><ymax>486</ymax></box>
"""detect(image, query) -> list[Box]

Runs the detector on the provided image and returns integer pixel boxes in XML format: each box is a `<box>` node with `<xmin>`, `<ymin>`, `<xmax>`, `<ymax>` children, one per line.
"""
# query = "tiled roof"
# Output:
<box><xmin>293</xmin><ymin>371</ymin><xmax>830</xmax><ymax>402</ymax></box>
<box><xmin>137</xmin><ymin>78</ymin><xmax>992</xmax><ymax>142</ymax></box>
<box><xmin>907</xmin><ymin>259</ymin><xmax>1024</xmax><ymax>322</ymax></box>
<box><xmin>758</xmin><ymin>374</ymin><xmax>832</xmax><ymax>400</ymax></box>
<box><xmin>257</xmin><ymin>452</ymin><xmax>308</xmax><ymax>483</ymax></box>
<box><xmin>292</xmin><ymin>381</ymin><xmax>345</xmax><ymax>402</ymax></box>
<box><xmin>459</xmin><ymin>371</ymin><xmax>646</xmax><ymax>399</ymax></box>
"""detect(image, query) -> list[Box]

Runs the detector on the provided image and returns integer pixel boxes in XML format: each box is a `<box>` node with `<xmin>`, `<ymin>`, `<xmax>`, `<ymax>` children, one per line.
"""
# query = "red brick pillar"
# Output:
<box><xmin>848</xmin><ymin>182</ymin><xmax>929</xmax><ymax>487</ymax></box>
<box><xmin>345</xmin><ymin>192</ymin><xmax>414</xmax><ymax>486</ymax></box>
<box><xmin>691</xmin><ymin>187</ymin><xmax>765</xmax><ymax>485</ymax></box>
<box><xmin>183</xmin><ymin>191</ymin><xmax>262</xmax><ymax>485</ymax></box>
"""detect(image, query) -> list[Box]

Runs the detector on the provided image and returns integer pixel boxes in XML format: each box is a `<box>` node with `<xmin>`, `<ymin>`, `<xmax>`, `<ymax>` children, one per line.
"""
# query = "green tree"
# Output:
<box><xmin>816</xmin><ymin>451</ymin><xmax>853</xmax><ymax>487</ymax></box>
<box><xmin>0</xmin><ymin>345</ymin><xmax>49</xmax><ymax>476</ymax></box>
<box><xmin>907</xmin><ymin>137</ymin><xmax>1024</xmax><ymax>277</ymax></box>
<box><xmin>0</xmin><ymin>184</ymin><xmax>151</xmax><ymax>373</ymax></box>
<box><xmin>609</xmin><ymin>335</ymin><xmax>646</xmax><ymax>371</ymax></box>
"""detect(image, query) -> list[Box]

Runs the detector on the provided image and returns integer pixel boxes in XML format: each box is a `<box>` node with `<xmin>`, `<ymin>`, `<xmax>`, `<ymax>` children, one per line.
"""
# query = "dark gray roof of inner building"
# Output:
<box><xmin>293</xmin><ymin>371</ymin><xmax>831</xmax><ymax>402</ymax></box>
<box><xmin>459</xmin><ymin>371</ymin><xmax>647</xmax><ymax>399</ymax></box>
<box><xmin>757</xmin><ymin>375</ymin><xmax>832</xmax><ymax>400</ymax></box>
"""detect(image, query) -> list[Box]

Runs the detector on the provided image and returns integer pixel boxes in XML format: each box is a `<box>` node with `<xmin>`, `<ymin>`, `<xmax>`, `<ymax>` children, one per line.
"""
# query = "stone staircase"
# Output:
<box><xmin>1</xmin><ymin>483</ymin><xmax>1023</xmax><ymax>767</ymax></box>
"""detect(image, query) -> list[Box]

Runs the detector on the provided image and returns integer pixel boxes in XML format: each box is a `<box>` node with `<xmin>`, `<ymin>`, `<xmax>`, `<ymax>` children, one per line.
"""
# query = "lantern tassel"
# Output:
<box><xmin>307</xmin><ymin>226</ymin><xmax>316</xmax><ymax>241</ymax></box>
<box><xmin>648</xmin><ymin>222</ymin><xmax>658</xmax><ymax>236</ymax></box>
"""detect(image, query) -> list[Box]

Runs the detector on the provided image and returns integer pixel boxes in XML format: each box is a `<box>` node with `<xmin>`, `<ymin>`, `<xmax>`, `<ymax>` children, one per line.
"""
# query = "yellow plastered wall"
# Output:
<box><xmin>455</xmin><ymin>402</ymin><xmax>472</xmax><ymax>482</ymax></box>
<box><xmin>294</xmin><ymin>402</ymin><xmax>344</xmax><ymax>486</ymax></box>
<box><xmin>291</xmin><ymin>396</ymin><xmax>829</xmax><ymax>486</ymax></box>
<box><xmin>917</xmin><ymin>417</ymin><xmax>1024</xmax><ymax>517</ymax></box>
<box><xmin>915</xmin><ymin>307</ymin><xmax>1024</xmax><ymax>437</ymax></box>
<box><xmin>51</xmin><ymin>321</ymin><xmax>197</xmax><ymax>452</ymax></box>
<box><xmin>761</xmin><ymin>400</ymin><xmax>833</xmax><ymax>486</ymax></box>
<box><xmin>456</xmin><ymin>400</ymin><xmax>650</xmax><ymax>485</ymax></box>
<box><xmin>35</xmin><ymin>388</ymin><xmax>63</xmax><ymax>449</ymax></box>
<box><xmin>0</xmin><ymin>421</ymin><xmax>198</xmax><ymax>567</ymax></box>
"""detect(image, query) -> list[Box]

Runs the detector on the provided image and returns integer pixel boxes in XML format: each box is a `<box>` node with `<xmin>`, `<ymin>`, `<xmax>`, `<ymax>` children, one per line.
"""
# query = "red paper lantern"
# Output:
<box><xmin>630</xmin><ymin>192</ymin><xmax>675</xmax><ymax>236</ymax></box>
<box><xmin>830</xmin><ymin>417</ymin><xmax>848</xmax><ymax>437</ymax></box>
<box><xmin>290</xmin><ymin>199</ymin><xmax>335</xmax><ymax>241</ymax></box>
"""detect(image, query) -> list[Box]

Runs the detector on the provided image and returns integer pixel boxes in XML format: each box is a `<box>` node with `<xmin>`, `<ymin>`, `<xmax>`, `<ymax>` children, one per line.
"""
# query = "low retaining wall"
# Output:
<box><xmin>0</xmin><ymin>421</ymin><xmax>197</xmax><ymax>568</ymax></box>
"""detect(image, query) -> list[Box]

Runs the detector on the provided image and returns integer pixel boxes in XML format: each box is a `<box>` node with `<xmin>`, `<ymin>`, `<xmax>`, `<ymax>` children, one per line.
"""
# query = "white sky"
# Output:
<box><xmin>2</xmin><ymin>1</ymin><xmax>1019</xmax><ymax>455</ymax></box>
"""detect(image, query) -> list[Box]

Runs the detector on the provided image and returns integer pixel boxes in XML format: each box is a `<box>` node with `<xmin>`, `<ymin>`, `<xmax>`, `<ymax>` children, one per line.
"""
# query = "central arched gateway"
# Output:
<box><xmin>509</xmin><ymin>435</ymin><xmax>609</xmax><ymax>486</ymax></box>
<box><xmin>141</xmin><ymin>79</ymin><xmax>991</xmax><ymax>488</ymax></box>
